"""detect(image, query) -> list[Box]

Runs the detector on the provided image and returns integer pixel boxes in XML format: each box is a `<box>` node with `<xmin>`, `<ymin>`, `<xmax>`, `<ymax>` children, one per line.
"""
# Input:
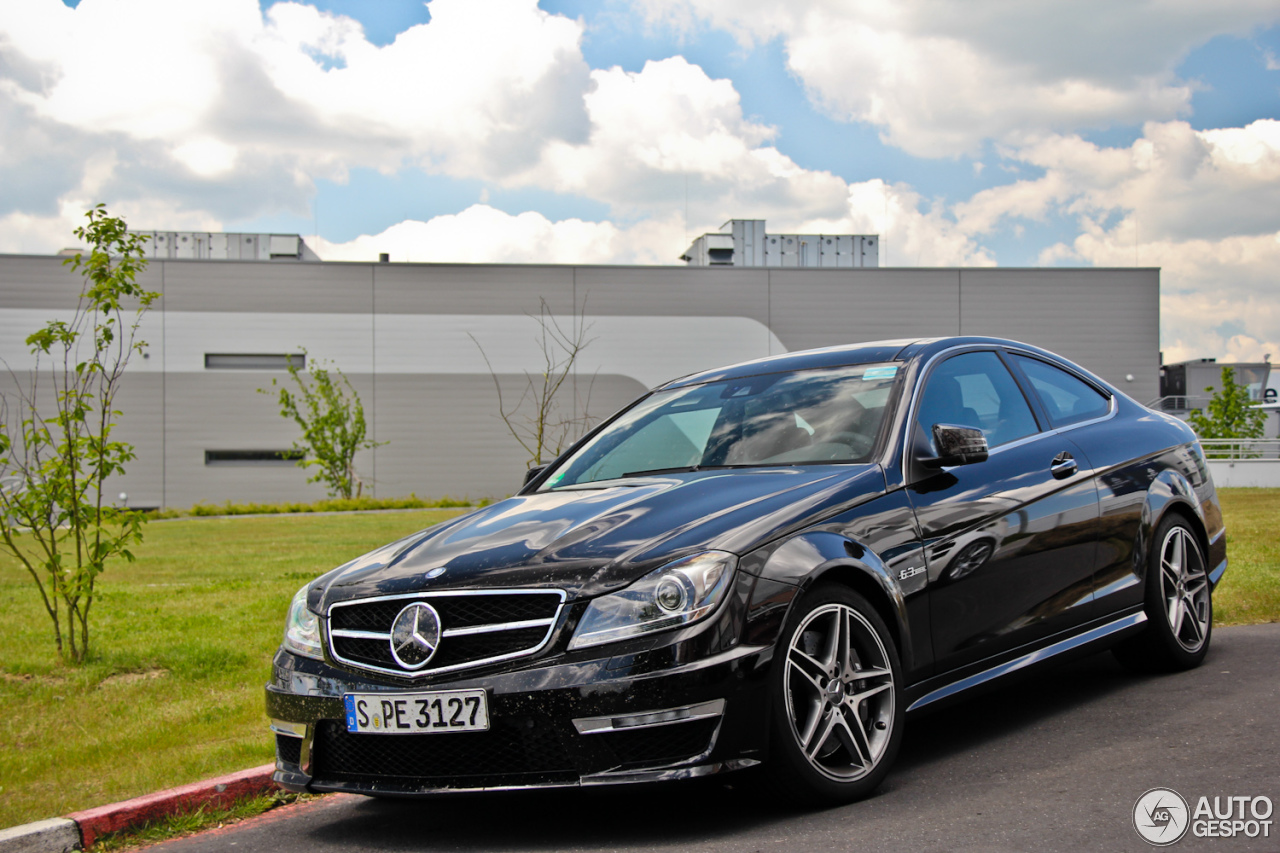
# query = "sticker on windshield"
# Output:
<box><xmin>862</xmin><ymin>366</ymin><xmax>898</xmax><ymax>380</ymax></box>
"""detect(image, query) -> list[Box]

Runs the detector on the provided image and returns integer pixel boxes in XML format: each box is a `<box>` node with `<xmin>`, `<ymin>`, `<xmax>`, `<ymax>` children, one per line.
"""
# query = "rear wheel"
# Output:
<box><xmin>1114</xmin><ymin>515</ymin><xmax>1212</xmax><ymax>672</ymax></box>
<box><xmin>767</xmin><ymin>585</ymin><xmax>903</xmax><ymax>804</ymax></box>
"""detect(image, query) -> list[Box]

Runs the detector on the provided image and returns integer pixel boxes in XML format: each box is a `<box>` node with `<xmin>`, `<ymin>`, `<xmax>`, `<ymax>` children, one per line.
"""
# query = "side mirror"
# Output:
<box><xmin>523</xmin><ymin>464</ymin><xmax>549</xmax><ymax>486</ymax></box>
<box><xmin>922</xmin><ymin>424</ymin><xmax>989</xmax><ymax>468</ymax></box>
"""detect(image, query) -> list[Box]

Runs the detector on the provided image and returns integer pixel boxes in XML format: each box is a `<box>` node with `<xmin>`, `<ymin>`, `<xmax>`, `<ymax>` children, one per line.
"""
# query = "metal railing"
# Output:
<box><xmin>1198</xmin><ymin>439</ymin><xmax>1280</xmax><ymax>460</ymax></box>
<box><xmin>1146</xmin><ymin>395</ymin><xmax>1212</xmax><ymax>412</ymax></box>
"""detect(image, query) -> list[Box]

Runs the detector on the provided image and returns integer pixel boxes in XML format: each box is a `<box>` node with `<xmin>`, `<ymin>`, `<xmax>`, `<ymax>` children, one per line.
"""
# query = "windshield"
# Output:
<box><xmin>543</xmin><ymin>363</ymin><xmax>901</xmax><ymax>489</ymax></box>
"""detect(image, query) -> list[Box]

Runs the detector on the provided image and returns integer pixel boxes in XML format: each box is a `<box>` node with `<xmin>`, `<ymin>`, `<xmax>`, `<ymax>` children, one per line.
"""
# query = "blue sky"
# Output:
<box><xmin>9</xmin><ymin>0</ymin><xmax>1280</xmax><ymax>361</ymax></box>
<box><xmin>236</xmin><ymin>0</ymin><xmax>1280</xmax><ymax>265</ymax></box>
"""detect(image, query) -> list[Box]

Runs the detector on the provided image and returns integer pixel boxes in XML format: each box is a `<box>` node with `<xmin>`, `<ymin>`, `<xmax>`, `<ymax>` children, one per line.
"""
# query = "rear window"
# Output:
<box><xmin>1011</xmin><ymin>355</ymin><xmax>1111</xmax><ymax>428</ymax></box>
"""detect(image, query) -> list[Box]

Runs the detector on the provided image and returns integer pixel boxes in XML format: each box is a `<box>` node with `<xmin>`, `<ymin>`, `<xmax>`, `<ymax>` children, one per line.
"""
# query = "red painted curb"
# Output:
<box><xmin>64</xmin><ymin>764</ymin><xmax>278</xmax><ymax>848</ymax></box>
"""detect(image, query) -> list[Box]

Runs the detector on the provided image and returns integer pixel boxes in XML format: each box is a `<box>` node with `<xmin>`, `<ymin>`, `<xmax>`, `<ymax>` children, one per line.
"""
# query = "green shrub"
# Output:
<box><xmin>148</xmin><ymin>494</ymin><xmax>487</xmax><ymax>519</ymax></box>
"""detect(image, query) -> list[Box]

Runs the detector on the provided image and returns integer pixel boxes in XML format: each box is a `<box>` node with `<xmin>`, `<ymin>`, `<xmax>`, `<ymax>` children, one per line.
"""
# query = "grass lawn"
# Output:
<box><xmin>1213</xmin><ymin>488</ymin><xmax>1280</xmax><ymax>626</ymax></box>
<box><xmin>0</xmin><ymin>509</ymin><xmax>466</xmax><ymax>830</ymax></box>
<box><xmin>0</xmin><ymin>490</ymin><xmax>1277</xmax><ymax>829</ymax></box>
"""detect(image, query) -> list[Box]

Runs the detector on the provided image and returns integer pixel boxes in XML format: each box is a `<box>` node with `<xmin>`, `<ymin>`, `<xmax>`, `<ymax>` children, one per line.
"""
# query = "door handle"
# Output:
<box><xmin>1050</xmin><ymin>451</ymin><xmax>1077</xmax><ymax>479</ymax></box>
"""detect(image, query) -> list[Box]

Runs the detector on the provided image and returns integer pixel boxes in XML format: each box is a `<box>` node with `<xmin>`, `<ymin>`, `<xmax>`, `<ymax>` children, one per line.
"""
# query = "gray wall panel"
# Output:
<box><xmin>160</xmin><ymin>373</ymin><xmax>375</xmax><ymax>506</ymax></box>
<box><xmin>161</xmin><ymin>261</ymin><xmax>373</xmax><ymax>314</ymax></box>
<box><xmin>373</xmin><ymin>265</ymin><xmax>575</xmax><ymax>315</ymax></box>
<box><xmin>105</xmin><ymin>375</ymin><xmax>166</xmax><ymax>509</ymax></box>
<box><xmin>0</xmin><ymin>255</ymin><xmax>164</xmax><ymax>311</ymax></box>
<box><xmin>0</xmin><ymin>255</ymin><xmax>1162</xmax><ymax>506</ymax></box>
<box><xmin>0</xmin><ymin>372</ymin><xmax>166</xmax><ymax>509</ymax></box>
<box><xmin>769</xmin><ymin>269</ymin><xmax>961</xmax><ymax>351</ymax></box>
<box><xmin>574</xmin><ymin>267</ymin><xmax>770</xmax><ymax>323</ymax></box>
<box><xmin>370</xmin><ymin>373</ymin><xmax>646</xmax><ymax>500</ymax></box>
<box><xmin>959</xmin><ymin>268</ymin><xmax>1160</xmax><ymax>402</ymax></box>
<box><xmin>0</xmin><ymin>256</ymin><xmax>97</xmax><ymax>308</ymax></box>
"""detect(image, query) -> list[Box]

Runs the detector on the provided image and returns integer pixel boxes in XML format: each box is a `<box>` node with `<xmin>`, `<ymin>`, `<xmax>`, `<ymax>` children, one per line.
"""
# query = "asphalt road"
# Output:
<box><xmin>156</xmin><ymin>624</ymin><xmax>1280</xmax><ymax>853</ymax></box>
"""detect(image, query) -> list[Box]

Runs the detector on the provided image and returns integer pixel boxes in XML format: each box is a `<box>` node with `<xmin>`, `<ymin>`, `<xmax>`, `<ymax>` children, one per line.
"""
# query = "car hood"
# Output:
<box><xmin>314</xmin><ymin>465</ymin><xmax>886</xmax><ymax>608</ymax></box>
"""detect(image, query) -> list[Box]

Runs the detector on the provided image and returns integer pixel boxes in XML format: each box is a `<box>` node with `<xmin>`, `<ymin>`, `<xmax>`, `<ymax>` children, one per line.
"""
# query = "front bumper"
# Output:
<box><xmin>265</xmin><ymin>638</ymin><xmax>773</xmax><ymax>796</ymax></box>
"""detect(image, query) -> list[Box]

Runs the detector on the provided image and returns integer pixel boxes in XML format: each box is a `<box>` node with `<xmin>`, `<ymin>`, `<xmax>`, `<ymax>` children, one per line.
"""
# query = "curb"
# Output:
<box><xmin>1</xmin><ymin>765</ymin><xmax>278</xmax><ymax>852</ymax></box>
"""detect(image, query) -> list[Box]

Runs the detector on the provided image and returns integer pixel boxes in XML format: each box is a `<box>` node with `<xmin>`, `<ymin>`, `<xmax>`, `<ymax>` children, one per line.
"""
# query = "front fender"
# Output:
<box><xmin>739</xmin><ymin>530</ymin><xmax>925</xmax><ymax>676</ymax></box>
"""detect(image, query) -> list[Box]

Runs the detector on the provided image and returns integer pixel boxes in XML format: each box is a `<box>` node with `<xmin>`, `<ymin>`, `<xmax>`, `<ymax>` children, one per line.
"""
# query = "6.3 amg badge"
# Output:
<box><xmin>389</xmin><ymin>602</ymin><xmax>441</xmax><ymax>669</ymax></box>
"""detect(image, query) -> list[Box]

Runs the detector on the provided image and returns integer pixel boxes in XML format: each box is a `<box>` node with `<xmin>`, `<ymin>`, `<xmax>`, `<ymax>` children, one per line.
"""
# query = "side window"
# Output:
<box><xmin>1011</xmin><ymin>355</ymin><xmax>1111</xmax><ymax>428</ymax></box>
<box><xmin>916</xmin><ymin>351</ymin><xmax>1039</xmax><ymax>449</ymax></box>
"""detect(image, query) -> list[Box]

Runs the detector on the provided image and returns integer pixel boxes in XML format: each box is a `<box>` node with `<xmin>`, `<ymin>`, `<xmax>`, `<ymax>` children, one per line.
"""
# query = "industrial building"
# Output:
<box><xmin>680</xmin><ymin>220</ymin><xmax>879</xmax><ymax>268</ymax></box>
<box><xmin>0</xmin><ymin>234</ymin><xmax>1160</xmax><ymax>509</ymax></box>
<box><xmin>1156</xmin><ymin>358</ymin><xmax>1274</xmax><ymax>412</ymax></box>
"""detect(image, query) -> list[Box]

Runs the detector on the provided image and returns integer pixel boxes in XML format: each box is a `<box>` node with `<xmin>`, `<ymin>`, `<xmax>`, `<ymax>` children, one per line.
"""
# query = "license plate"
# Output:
<box><xmin>343</xmin><ymin>689</ymin><xmax>489</xmax><ymax>734</ymax></box>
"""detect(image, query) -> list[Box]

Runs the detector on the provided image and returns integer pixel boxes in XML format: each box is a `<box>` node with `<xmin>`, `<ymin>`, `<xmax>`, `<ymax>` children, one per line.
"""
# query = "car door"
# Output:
<box><xmin>1004</xmin><ymin>352</ymin><xmax>1133</xmax><ymax>618</ymax></box>
<box><xmin>905</xmin><ymin>349</ymin><xmax>1100</xmax><ymax>672</ymax></box>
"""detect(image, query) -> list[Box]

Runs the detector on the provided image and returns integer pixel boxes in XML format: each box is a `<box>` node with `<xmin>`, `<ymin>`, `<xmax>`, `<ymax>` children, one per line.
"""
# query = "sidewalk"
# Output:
<box><xmin>0</xmin><ymin>765</ymin><xmax>277</xmax><ymax>852</ymax></box>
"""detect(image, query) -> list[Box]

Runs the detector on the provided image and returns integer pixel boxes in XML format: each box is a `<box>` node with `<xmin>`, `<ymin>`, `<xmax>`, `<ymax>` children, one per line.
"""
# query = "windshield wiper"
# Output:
<box><xmin>621</xmin><ymin>465</ymin><xmax>704</xmax><ymax>477</ymax></box>
<box><xmin>620</xmin><ymin>464</ymin><xmax>763</xmax><ymax>478</ymax></box>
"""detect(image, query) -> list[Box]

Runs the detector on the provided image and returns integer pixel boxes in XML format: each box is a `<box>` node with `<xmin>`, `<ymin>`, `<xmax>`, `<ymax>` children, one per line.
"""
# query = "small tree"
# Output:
<box><xmin>261</xmin><ymin>351</ymin><xmax>384</xmax><ymax>498</ymax></box>
<box><xmin>1188</xmin><ymin>366</ymin><xmax>1266</xmax><ymax>445</ymax></box>
<box><xmin>0</xmin><ymin>205</ymin><xmax>157</xmax><ymax>663</ymax></box>
<box><xmin>471</xmin><ymin>298</ymin><xmax>597</xmax><ymax>469</ymax></box>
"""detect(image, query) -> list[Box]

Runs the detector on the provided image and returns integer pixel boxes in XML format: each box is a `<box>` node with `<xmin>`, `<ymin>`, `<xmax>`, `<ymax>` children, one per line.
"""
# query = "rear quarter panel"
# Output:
<box><xmin>1068</xmin><ymin>397</ymin><xmax>1225</xmax><ymax>614</ymax></box>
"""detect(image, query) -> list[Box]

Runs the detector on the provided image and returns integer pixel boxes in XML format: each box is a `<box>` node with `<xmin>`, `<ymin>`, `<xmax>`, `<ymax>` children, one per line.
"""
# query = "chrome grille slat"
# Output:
<box><xmin>327</xmin><ymin>588</ymin><xmax>566</xmax><ymax>678</ymax></box>
<box><xmin>443</xmin><ymin>617</ymin><xmax>556</xmax><ymax>637</ymax></box>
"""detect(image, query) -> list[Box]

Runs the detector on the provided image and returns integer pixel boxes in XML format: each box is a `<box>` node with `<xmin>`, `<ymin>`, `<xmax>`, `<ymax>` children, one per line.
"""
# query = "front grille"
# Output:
<box><xmin>329</xmin><ymin>593</ymin><xmax>560</xmax><ymax>632</ymax></box>
<box><xmin>327</xmin><ymin>589</ymin><xmax>565</xmax><ymax>678</ymax></box>
<box><xmin>595</xmin><ymin>718</ymin><xmax>720</xmax><ymax>768</ymax></box>
<box><xmin>311</xmin><ymin>718</ymin><xmax>576</xmax><ymax>788</ymax></box>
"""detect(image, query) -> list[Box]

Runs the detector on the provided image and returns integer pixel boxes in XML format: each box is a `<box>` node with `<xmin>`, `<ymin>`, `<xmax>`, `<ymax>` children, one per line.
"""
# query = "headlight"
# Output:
<box><xmin>569</xmin><ymin>551</ymin><xmax>737</xmax><ymax>650</ymax></box>
<box><xmin>283</xmin><ymin>585</ymin><xmax>323</xmax><ymax>659</ymax></box>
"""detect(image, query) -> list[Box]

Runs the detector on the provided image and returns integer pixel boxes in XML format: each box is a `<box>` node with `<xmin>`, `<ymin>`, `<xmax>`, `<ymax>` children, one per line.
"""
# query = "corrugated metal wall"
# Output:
<box><xmin>0</xmin><ymin>257</ymin><xmax>1159</xmax><ymax>507</ymax></box>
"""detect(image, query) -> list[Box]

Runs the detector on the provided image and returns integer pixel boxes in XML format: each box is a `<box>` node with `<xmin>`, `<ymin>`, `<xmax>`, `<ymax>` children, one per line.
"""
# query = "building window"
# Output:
<box><xmin>204</xmin><ymin>353</ymin><xmax>304</xmax><ymax>370</ymax></box>
<box><xmin>205</xmin><ymin>450</ymin><xmax>304</xmax><ymax>466</ymax></box>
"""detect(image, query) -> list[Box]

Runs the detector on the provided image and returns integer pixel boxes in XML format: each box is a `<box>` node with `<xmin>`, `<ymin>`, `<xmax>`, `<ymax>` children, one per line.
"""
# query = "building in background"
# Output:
<box><xmin>0</xmin><ymin>247</ymin><xmax>1159</xmax><ymax>509</ymax></box>
<box><xmin>680</xmin><ymin>219</ymin><xmax>879</xmax><ymax>268</ymax></box>
<box><xmin>136</xmin><ymin>231</ymin><xmax>321</xmax><ymax>262</ymax></box>
<box><xmin>1156</xmin><ymin>357</ymin><xmax>1279</xmax><ymax>438</ymax></box>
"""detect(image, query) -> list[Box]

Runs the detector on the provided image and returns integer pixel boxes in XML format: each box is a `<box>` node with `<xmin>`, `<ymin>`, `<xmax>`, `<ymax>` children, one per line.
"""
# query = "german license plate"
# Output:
<box><xmin>343</xmin><ymin>689</ymin><xmax>489</xmax><ymax>734</ymax></box>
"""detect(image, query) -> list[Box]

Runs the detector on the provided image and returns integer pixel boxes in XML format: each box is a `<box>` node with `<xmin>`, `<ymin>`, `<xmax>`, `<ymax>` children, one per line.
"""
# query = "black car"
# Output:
<box><xmin>266</xmin><ymin>336</ymin><xmax>1226</xmax><ymax>803</ymax></box>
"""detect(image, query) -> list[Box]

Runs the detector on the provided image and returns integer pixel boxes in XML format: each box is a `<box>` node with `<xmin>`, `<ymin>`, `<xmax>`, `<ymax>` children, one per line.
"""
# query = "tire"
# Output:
<box><xmin>1113</xmin><ymin>515</ymin><xmax>1212</xmax><ymax>673</ymax></box>
<box><xmin>767</xmin><ymin>584</ymin><xmax>904</xmax><ymax>805</ymax></box>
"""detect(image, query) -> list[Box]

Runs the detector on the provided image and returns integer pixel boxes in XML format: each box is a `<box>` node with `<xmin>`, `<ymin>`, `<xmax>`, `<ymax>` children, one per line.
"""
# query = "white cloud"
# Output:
<box><xmin>993</xmin><ymin>120</ymin><xmax>1280</xmax><ymax>363</ymax></box>
<box><xmin>638</xmin><ymin>0</ymin><xmax>1280</xmax><ymax>157</ymax></box>
<box><xmin>954</xmin><ymin>120</ymin><xmax>1280</xmax><ymax>247</ymax></box>
<box><xmin>310</xmin><ymin>204</ymin><xmax>686</xmax><ymax>265</ymax></box>
<box><xmin>531</xmin><ymin>57</ymin><xmax>846</xmax><ymax>224</ymax></box>
<box><xmin>1044</xmin><ymin>228</ymin><xmax>1280</xmax><ymax>366</ymax></box>
<box><xmin>1</xmin><ymin>0</ymin><xmax>594</xmax><ymax>217</ymax></box>
<box><xmin>309</xmin><ymin>193</ymin><xmax>992</xmax><ymax>269</ymax></box>
<box><xmin>2</xmin><ymin>0</ymin><xmax>1274</xmax><ymax>363</ymax></box>
<box><xmin>172</xmin><ymin>138</ymin><xmax>239</xmax><ymax>178</ymax></box>
<box><xmin>0</xmin><ymin>2</ymin><xmax>990</xmax><ymax>268</ymax></box>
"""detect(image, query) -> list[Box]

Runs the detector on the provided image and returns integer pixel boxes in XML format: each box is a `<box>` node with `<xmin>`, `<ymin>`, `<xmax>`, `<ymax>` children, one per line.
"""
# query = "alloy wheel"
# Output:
<box><xmin>1158</xmin><ymin>525</ymin><xmax>1210</xmax><ymax>653</ymax></box>
<box><xmin>783</xmin><ymin>602</ymin><xmax>896</xmax><ymax>782</ymax></box>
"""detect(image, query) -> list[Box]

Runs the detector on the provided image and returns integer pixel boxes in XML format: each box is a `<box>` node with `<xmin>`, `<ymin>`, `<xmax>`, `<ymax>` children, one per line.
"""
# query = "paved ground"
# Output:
<box><xmin>155</xmin><ymin>624</ymin><xmax>1280</xmax><ymax>853</ymax></box>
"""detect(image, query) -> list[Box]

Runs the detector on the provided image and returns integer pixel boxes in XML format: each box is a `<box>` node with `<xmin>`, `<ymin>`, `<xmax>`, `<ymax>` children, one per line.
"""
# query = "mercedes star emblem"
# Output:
<box><xmin>389</xmin><ymin>602</ymin><xmax>442</xmax><ymax>670</ymax></box>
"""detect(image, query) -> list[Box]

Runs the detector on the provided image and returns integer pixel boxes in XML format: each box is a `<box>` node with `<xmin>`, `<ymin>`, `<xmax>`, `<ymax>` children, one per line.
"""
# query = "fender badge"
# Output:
<box><xmin>898</xmin><ymin>565</ymin><xmax>925</xmax><ymax>581</ymax></box>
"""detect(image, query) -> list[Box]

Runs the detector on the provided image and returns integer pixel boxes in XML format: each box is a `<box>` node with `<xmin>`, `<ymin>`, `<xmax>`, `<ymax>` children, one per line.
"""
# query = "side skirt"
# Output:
<box><xmin>904</xmin><ymin>610</ymin><xmax>1147</xmax><ymax>714</ymax></box>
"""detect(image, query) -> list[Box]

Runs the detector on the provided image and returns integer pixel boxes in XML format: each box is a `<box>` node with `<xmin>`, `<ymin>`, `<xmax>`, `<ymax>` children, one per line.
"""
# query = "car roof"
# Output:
<box><xmin>657</xmin><ymin>336</ymin><xmax>1066</xmax><ymax>389</ymax></box>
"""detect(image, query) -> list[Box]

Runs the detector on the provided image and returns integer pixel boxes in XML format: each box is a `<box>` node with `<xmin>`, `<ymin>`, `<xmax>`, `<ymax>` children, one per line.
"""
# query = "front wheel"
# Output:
<box><xmin>767</xmin><ymin>585</ymin><xmax>904</xmax><ymax>804</ymax></box>
<box><xmin>1114</xmin><ymin>515</ymin><xmax>1212</xmax><ymax>672</ymax></box>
